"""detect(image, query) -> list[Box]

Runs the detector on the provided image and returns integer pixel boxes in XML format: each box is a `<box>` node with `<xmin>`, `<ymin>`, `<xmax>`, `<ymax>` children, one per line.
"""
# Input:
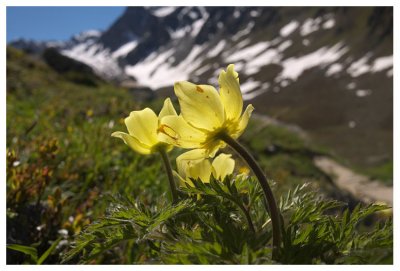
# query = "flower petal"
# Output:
<box><xmin>111</xmin><ymin>132</ymin><xmax>151</xmax><ymax>155</ymax></box>
<box><xmin>205</xmin><ymin>141</ymin><xmax>226</xmax><ymax>158</ymax></box>
<box><xmin>158</xmin><ymin>115</ymin><xmax>207</xmax><ymax>148</ymax></box>
<box><xmin>125</xmin><ymin>108</ymin><xmax>158</xmax><ymax>146</ymax></box>
<box><xmin>174</xmin><ymin>81</ymin><xmax>225</xmax><ymax>130</ymax></box>
<box><xmin>176</xmin><ymin>149</ymin><xmax>212</xmax><ymax>183</ymax></box>
<box><xmin>177</xmin><ymin>149</ymin><xmax>208</xmax><ymax>162</ymax></box>
<box><xmin>176</xmin><ymin>149</ymin><xmax>207</xmax><ymax>178</ymax></box>
<box><xmin>212</xmin><ymin>153</ymin><xmax>235</xmax><ymax>180</ymax></box>
<box><xmin>158</xmin><ymin>98</ymin><xmax>178</xmax><ymax>120</ymax></box>
<box><xmin>188</xmin><ymin>159</ymin><xmax>212</xmax><ymax>183</ymax></box>
<box><xmin>234</xmin><ymin>104</ymin><xmax>255</xmax><ymax>138</ymax></box>
<box><xmin>218</xmin><ymin>64</ymin><xmax>243</xmax><ymax>121</ymax></box>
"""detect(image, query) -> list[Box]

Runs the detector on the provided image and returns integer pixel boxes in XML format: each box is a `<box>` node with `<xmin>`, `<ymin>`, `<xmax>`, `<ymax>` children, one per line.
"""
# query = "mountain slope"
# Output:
<box><xmin>10</xmin><ymin>6</ymin><xmax>393</xmax><ymax>176</ymax></box>
<box><xmin>12</xmin><ymin>7</ymin><xmax>393</xmax><ymax>92</ymax></box>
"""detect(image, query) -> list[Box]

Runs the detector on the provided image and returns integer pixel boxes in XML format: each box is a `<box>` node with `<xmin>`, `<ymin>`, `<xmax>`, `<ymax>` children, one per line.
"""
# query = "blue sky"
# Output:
<box><xmin>7</xmin><ymin>7</ymin><xmax>125</xmax><ymax>42</ymax></box>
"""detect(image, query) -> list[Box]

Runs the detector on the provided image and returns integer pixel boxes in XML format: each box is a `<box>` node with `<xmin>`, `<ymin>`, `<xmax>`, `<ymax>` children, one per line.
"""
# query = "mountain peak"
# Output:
<box><xmin>72</xmin><ymin>30</ymin><xmax>102</xmax><ymax>42</ymax></box>
<box><xmin>10</xmin><ymin>7</ymin><xmax>392</xmax><ymax>95</ymax></box>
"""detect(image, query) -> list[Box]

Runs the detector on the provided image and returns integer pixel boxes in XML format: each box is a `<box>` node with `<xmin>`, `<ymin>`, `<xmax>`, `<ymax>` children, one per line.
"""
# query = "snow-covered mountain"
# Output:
<box><xmin>10</xmin><ymin>7</ymin><xmax>393</xmax><ymax>168</ymax></box>
<box><xmin>11</xmin><ymin>7</ymin><xmax>392</xmax><ymax>98</ymax></box>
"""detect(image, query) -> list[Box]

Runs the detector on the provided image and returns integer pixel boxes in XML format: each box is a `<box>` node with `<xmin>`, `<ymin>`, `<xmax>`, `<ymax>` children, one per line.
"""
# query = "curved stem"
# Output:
<box><xmin>219</xmin><ymin>133</ymin><xmax>282</xmax><ymax>260</ymax></box>
<box><xmin>159</xmin><ymin>149</ymin><xmax>178</xmax><ymax>203</ymax></box>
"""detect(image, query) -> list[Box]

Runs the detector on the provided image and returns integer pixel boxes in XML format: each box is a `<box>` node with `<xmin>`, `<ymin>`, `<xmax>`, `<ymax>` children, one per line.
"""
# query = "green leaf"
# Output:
<box><xmin>7</xmin><ymin>244</ymin><xmax>38</xmax><ymax>263</ymax></box>
<box><xmin>37</xmin><ymin>237</ymin><xmax>62</xmax><ymax>265</ymax></box>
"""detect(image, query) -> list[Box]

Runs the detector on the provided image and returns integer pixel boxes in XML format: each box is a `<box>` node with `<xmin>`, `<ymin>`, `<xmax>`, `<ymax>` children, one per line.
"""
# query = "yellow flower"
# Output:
<box><xmin>112</xmin><ymin>98</ymin><xmax>177</xmax><ymax>154</ymax></box>
<box><xmin>158</xmin><ymin>64</ymin><xmax>254</xmax><ymax>157</ymax></box>
<box><xmin>175</xmin><ymin>150</ymin><xmax>235</xmax><ymax>186</ymax></box>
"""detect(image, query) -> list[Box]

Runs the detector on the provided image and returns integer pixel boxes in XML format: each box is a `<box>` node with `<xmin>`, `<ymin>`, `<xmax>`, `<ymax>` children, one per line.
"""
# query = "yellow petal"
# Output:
<box><xmin>218</xmin><ymin>64</ymin><xmax>243</xmax><ymax>121</ymax></box>
<box><xmin>158</xmin><ymin>115</ymin><xmax>207</xmax><ymax>148</ymax></box>
<box><xmin>187</xmin><ymin>159</ymin><xmax>212</xmax><ymax>183</ymax></box>
<box><xmin>234</xmin><ymin>104</ymin><xmax>255</xmax><ymax>138</ymax></box>
<box><xmin>176</xmin><ymin>149</ymin><xmax>207</xmax><ymax>177</ymax></box>
<box><xmin>158</xmin><ymin>98</ymin><xmax>178</xmax><ymax>120</ymax></box>
<box><xmin>177</xmin><ymin>149</ymin><xmax>208</xmax><ymax>162</ymax></box>
<box><xmin>125</xmin><ymin>108</ymin><xmax>158</xmax><ymax>146</ymax></box>
<box><xmin>212</xmin><ymin>153</ymin><xmax>235</xmax><ymax>180</ymax></box>
<box><xmin>174</xmin><ymin>81</ymin><xmax>225</xmax><ymax>131</ymax></box>
<box><xmin>205</xmin><ymin>141</ymin><xmax>226</xmax><ymax>158</ymax></box>
<box><xmin>111</xmin><ymin>132</ymin><xmax>151</xmax><ymax>155</ymax></box>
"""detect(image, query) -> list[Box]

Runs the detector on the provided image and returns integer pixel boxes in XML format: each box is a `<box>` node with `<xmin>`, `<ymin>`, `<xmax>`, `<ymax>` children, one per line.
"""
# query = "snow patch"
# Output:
<box><xmin>371</xmin><ymin>55</ymin><xmax>393</xmax><ymax>72</ymax></box>
<box><xmin>74</xmin><ymin>30</ymin><xmax>101</xmax><ymax>41</ymax></box>
<box><xmin>153</xmin><ymin>7</ymin><xmax>176</xmax><ymax>17</ymax></box>
<box><xmin>277</xmin><ymin>40</ymin><xmax>292</xmax><ymax>52</ymax></box>
<box><xmin>226</xmin><ymin>42</ymin><xmax>270</xmax><ymax>62</ymax></box>
<box><xmin>241</xmin><ymin>79</ymin><xmax>261</xmax><ymax>94</ymax></box>
<box><xmin>236</xmin><ymin>39</ymin><xmax>251</xmax><ymax>49</ymax></box>
<box><xmin>280</xmin><ymin>80</ymin><xmax>290</xmax><ymax>88</ymax></box>
<box><xmin>207</xmin><ymin>40</ymin><xmax>226</xmax><ymax>58</ymax></box>
<box><xmin>261</xmin><ymin>82</ymin><xmax>270</xmax><ymax>89</ymax></box>
<box><xmin>243</xmin><ymin>89</ymin><xmax>267</xmax><ymax>100</ymax></box>
<box><xmin>241</xmin><ymin>79</ymin><xmax>268</xmax><ymax>100</ymax></box>
<box><xmin>232</xmin><ymin>22</ymin><xmax>254</xmax><ymax>41</ymax></box>
<box><xmin>61</xmin><ymin>43</ymin><xmax>122</xmax><ymax>79</ymax></box>
<box><xmin>279</xmin><ymin>43</ymin><xmax>348</xmax><ymax>80</ymax></box>
<box><xmin>347</xmin><ymin>55</ymin><xmax>371</xmax><ymax>77</ymax></box>
<box><xmin>326</xmin><ymin>63</ymin><xmax>343</xmax><ymax>76</ymax></box>
<box><xmin>356</xmin><ymin>89</ymin><xmax>372</xmax><ymax>97</ymax></box>
<box><xmin>194</xmin><ymin>64</ymin><xmax>212</xmax><ymax>76</ymax></box>
<box><xmin>125</xmin><ymin>45</ymin><xmax>205</xmax><ymax>89</ymax></box>
<box><xmin>112</xmin><ymin>41</ymin><xmax>138</xmax><ymax>58</ymax></box>
<box><xmin>280</xmin><ymin>21</ymin><xmax>299</xmax><ymax>37</ymax></box>
<box><xmin>232</xmin><ymin>62</ymin><xmax>244</xmax><ymax>72</ymax></box>
<box><xmin>167</xmin><ymin>56</ymin><xmax>175</xmax><ymax>64</ymax></box>
<box><xmin>250</xmin><ymin>10</ymin><xmax>260</xmax><ymax>17</ymax></box>
<box><xmin>245</xmin><ymin>48</ymin><xmax>281</xmax><ymax>75</ymax></box>
<box><xmin>169</xmin><ymin>27</ymin><xmax>188</xmax><ymax>39</ymax></box>
<box><xmin>189</xmin><ymin>11</ymin><xmax>198</xmax><ymax>20</ymax></box>
<box><xmin>243</xmin><ymin>38</ymin><xmax>295</xmax><ymax>75</ymax></box>
<box><xmin>244</xmin><ymin>41</ymin><xmax>346</xmax><ymax>78</ymax></box>
<box><xmin>302</xmin><ymin>39</ymin><xmax>310</xmax><ymax>46</ymax></box>
<box><xmin>322</xmin><ymin>18</ymin><xmax>335</xmax><ymax>29</ymax></box>
<box><xmin>191</xmin><ymin>17</ymin><xmax>208</xmax><ymax>37</ymax></box>
<box><xmin>300</xmin><ymin>17</ymin><xmax>322</xmax><ymax>36</ymax></box>
<box><xmin>347</xmin><ymin>54</ymin><xmax>392</xmax><ymax>77</ymax></box>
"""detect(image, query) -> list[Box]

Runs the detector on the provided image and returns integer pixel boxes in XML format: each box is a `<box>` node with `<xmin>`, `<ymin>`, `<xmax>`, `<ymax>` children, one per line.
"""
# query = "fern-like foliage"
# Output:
<box><xmin>62</xmin><ymin>176</ymin><xmax>392</xmax><ymax>264</ymax></box>
<box><xmin>279</xmin><ymin>184</ymin><xmax>392</xmax><ymax>264</ymax></box>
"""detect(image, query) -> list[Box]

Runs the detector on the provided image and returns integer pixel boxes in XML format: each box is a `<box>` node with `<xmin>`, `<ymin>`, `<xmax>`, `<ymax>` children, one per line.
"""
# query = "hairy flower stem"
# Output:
<box><xmin>218</xmin><ymin>133</ymin><xmax>282</xmax><ymax>260</ymax></box>
<box><xmin>159</xmin><ymin>149</ymin><xmax>178</xmax><ymax>204</ymax></box>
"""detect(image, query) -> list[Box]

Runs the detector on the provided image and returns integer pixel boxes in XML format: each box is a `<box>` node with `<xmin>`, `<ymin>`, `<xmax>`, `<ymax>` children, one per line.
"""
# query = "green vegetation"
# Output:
<box><xmin>6</xmin><ymin>47</ymin><xmax>392</xmax><ymax>264</ymax></box>
<box><xmin>61</xmin><ymin>180</ymin><xmax>392</xmax><ymax>264</ymax></box>
<box><xmin>357</xmin><ymin>161</ymin><xmax>393</xmax><ymax>186</ymax></box>
<box><xmin>241</xmin><ymin>120</ymin><xmax>333</xmax><ymax>193</ymax></box>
